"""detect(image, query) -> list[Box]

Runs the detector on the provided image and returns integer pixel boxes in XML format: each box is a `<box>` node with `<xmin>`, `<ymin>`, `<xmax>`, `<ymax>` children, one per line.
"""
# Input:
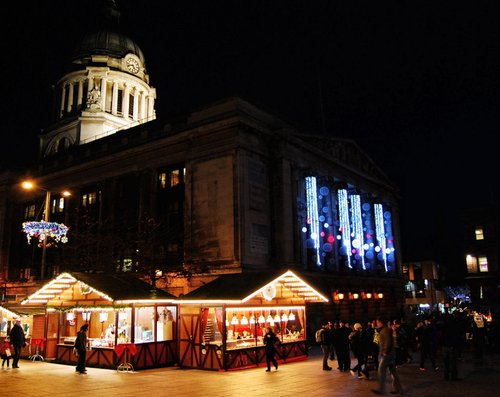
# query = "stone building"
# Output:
<box><xmin>0</xmin><ymin>1</ymin><xmax>405</xmax><ymax>322</ymax></box>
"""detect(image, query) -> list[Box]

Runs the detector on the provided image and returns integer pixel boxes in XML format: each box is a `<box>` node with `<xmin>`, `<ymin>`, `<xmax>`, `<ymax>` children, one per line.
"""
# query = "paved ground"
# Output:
<box><xmin>1</xmin><ymin>347</ymin><xmax>499</xmax><ymax>397</ymax></box>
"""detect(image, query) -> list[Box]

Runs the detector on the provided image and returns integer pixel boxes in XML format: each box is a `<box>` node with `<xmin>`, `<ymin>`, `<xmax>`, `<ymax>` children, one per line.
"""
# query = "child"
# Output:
<box><xmin>1</xmin><ymin>337</ymin><xmax>12</xmax><ymax>368</ymax></box>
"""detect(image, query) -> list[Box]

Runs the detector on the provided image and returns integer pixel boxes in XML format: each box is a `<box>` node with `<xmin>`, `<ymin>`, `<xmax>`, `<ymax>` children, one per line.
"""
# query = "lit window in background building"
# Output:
<box><xmin>475</xmin><ymin>227</ymin><xmax>484</xmax><ymax>240</ymax></box>
<box><xmin>478</xmin><ymin>256</ymin><xmax>489</xmax><ymax>272</ymax></box>
<box><xmin>24</xmin><ymin>204</ymin><xmax>35</xmax><ymax>219</ymax></box>
<box><xmin>466</xmin><ymin>254</ymin><xmax>478</xmax><ymax>273</ymax></box>
<box><xmin>170</xmin><ymin>170</ymin><xmax>180</xmax><ymax>187</ymax></box>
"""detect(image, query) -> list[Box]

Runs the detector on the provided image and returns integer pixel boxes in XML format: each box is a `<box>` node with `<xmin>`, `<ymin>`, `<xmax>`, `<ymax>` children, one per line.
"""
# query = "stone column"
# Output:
<box><xmin>123</xmin><ymin>84</ymin><xmax>130</xmax><ymax>119</ymax></box>
<box><xmin>112</xmin><ymin>81</ymin><xmax>118</xmax><ymax>115</ymax></box>
<box><xmin>100</xmin><ymin>77</ymin><xmax>107</xmax><ymax>112</ymax></box>
<box><xmin>147</xmin><ymin>94</ymin><xmax>155</xmax><ymax>120</ymax></box>
<box><xmin>66</xmin><ymin>82</ymin><xmax>74</xmax><ymax>113</ymax></box>
<box><xmin>60</xmin><ymin>84</ymin><xmax>66</xmax><ymax>117</ymax></box>
<box><xmin>140</xmin><ymin>90</ymin><xmax>147</xmax><ymax>122</ymax></box>
<box><xmin>133</xmin><ymin>87</ymin><xmax>139</xmax><ymax>121</ymax></box>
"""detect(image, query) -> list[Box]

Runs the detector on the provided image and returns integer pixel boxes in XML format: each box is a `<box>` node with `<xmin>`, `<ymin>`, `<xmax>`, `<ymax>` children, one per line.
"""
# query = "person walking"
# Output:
<box><xmin>9</xmin><ymin>319</ymin><xmax>26</xmax><ymax>369</ymax></box>
<box><xmin>372</xmin><ymin>316</ymin><xmax>403</xmax><ymax>395</ymax></box>
<box><xmin>349</xmin><ymin>323</ymin><xmax>368</xmax><ymax>379</ymax></box>
<box><xmin>441</xmin><ymin>313</ymin><xmax>462</xmax><ymax>381</ymax></box>
<box><xmin>74</xmin><ymin>324</ymin><xmax>89</xmax><ymax>374</ymax></box>
<box><xmin>415</xmin><ymin>319</ymin><xmax>439</xmax><ymax>371</ymax></box>
<box><xmin>319</xmin><ymin>321</ymin><xmax>333</xmax><ymax>370</ymax></box>
<box><xmin>336</xmin><ymin>320</ymin><xmax>351</xmax><ymax>372</ymax></box>
<box><xmin>263</xmin><ymin>326</ymin><xmax>279</xmax><ymax>372</ymax></box>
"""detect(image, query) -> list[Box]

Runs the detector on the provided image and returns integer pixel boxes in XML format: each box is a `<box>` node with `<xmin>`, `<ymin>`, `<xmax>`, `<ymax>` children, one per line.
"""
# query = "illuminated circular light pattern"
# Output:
<box><xmin>22</xmin><ymin>221</ymin><xmax>69</xmax><ymax>244</ymax></box>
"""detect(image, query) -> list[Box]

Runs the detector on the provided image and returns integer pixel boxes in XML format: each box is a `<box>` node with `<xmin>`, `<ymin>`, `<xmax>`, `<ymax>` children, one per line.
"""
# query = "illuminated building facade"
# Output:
<box><xmin>0</xmin><ymin>1</ymin><xmax>404</xmax><ymax>321</ymax></box>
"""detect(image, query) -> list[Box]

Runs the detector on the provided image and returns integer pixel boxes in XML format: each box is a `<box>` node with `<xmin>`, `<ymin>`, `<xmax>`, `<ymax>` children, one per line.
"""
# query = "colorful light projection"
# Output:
<box><xmin>305</xmin><ymin>176</ymin><xmax>321</xmax><ymax>266</ymax></box>
<box><xmin>373</xmin><ymin>203</ymin><xmax>396</xmax><ymax>272</ymax></box>
<box><xmin>362</xmin><ymin>201</ymin><xmax>375</xmax><ymax>269</ymax></box>
<box><xmin>350</xmin><ymin>194</ymin><xmax>365</xmax><ymax>270</ymax></box>
<box><xmin>337</xmin><ymin>189</ymin><xmax>352</xmax><ymax>268</ymax></box>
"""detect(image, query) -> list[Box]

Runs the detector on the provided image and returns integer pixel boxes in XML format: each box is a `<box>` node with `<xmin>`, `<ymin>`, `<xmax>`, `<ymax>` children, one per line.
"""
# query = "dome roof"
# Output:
<box><xmin>71</xmin><ymin>30</ymin><xmax>145</xmax><ymax>64</ymax></box>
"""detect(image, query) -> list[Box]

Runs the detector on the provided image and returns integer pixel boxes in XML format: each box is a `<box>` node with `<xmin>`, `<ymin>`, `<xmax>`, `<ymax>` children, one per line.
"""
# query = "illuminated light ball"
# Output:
<box><xmin>388</xmin><ymin>239</ymin><xmax>393</xmax><ymax>243</ymax></box>
<box><xmin>362</xmin><ymin>203</ymin><xmax>370</xmax><ymax>211</ymax></box>
<box><xmin>337</xmin><ymin>235</ymin><xmax>342</xmax><ymax>240</ymax></box>
<box><xmin>391</xmin><ymin>247</ymin><xmax>395</xmax><ymax>252</ymax></box>
<box><xmin>306</xmin><ymin>218</ymin><xmax>311</xmax><ymax>224</ymax></box>
<box><xmin>320</xmin><ymin>231</ymin><xmax>325</xmax><ymax>237</ymax></box>
<box><xmin>352</xmin><ymin>239</ymin><xmax>360</xmax><ymax>248</ymax></box>
<box><xmin>352</xmin><ymin>248</ymin><xmax>357</xmax><ymax>254</ymax></box>
<box><xmin>385</xmin><ymin>248</ymin><xmax>391</xmax><ymax>254</ymax></box>
<box><xmin>311</xmin><ymin>233</ymin><xmax>318</xmax><ymax>240</ymax></box>
<box><xmin>319</xmin><ymin>215</ymin><xmax>325</xmax><ymax>222</ymax></box>
<box><xmin>327</xmin><ymin>235</ymin><xmax>334</xmax><ymax>243</ymax></box>
<box><xmin>321</xmin><ymin>252</ymin><xmax>326</xmax><ymax>257</ymax></box>
<box><xmin>366</xmin><ymin>251</ymin><xmax>374</xmax><ymax>259</ymax></box>
<box><xmin>319</xmin><ymin>186</ymin><xmax>329</xmax><ymax>195</ymax></box>
<box><xmin>388</xmin><ymin>254</ymin><xmax>395</xmax><ymax>262</ymax></box>
<box><xmin>351</xmin><ymin>232</ymin><xmax>355</xmax><ymax>237</ymax></box>
<box><xmin>306</xmin><ymin>238</ymin><xmax>316</xmax><ymax>248</ymax></box>
<box><xmin>339</xmin><ymin>246</ymin><xmax>347</xmax><ymax>255</ymax></box>
<box><xmin>369</xmin><ymin>242</ymin><xmax>374</xmax><ymax>247</ymax></box>
<box><xmin>374</xmin><ymin>246</ymin><xmax>381</xmax><ymax>252</ymax></box>
<box><xmin>322</xmin><ymin>206</ymin><xmax>330</xmax><ymax>213</ymax></box>
<box><xmin>384</xmin><ymin>211</ymin><xmax>392</xmax><ymax>220</ymax></box>
<box><xmin>366</xmin><ymin>233</ymin><xmax>372</xmax><ymax>239</ymax></box>
<box><xmin>302</xmin><ymin>227</ymin><xmax>308</xmax><ymax>233</ymax></box>
<box><xmin>324</xmin><ymin>222</ymin><xmax>329</xmax><ymax>228</ymax></box>
<box><xmin>363</xmin><ymin>244</ymin><xmax>369</xmax><ymax>250</ymax></box>
<box><xmin>323</xmin><ymin>243</ymin><xmax>332</xmax><ymax>252</ymax></box>
<box><xmin>318</xmin><ymin>195</ymin><xmax>322</xmax><ymax>200</ymax></box>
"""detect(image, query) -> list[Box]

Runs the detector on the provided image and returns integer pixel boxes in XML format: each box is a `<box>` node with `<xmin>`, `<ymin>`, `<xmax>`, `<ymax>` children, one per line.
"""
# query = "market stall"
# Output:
<box><xmin>20</xmin><ymin>272</ymin><xmax>177</xmax><ymax>370</ymax></box>
<box><xmin>0</xmin><ymin>304</ymin><xmax>44</xmax><ymax>359</ymax></box>
<box><xmin>176</xmin><ymin>269</ymin><xmax>328</xmax><ymax>370</ymax></box>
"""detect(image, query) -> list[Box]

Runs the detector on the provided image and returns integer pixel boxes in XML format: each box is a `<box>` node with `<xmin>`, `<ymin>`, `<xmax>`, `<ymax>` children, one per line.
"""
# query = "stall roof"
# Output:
<box><xmin>177</xmin><ymin>269</ymin><xmax>329</xmax><ymax>303</ymax></box>
<box><xmin>0</xmin><ymin>304</ymin><xmax>45</xmax><ymax>317</ymax></box>
<box><xmin>21</xmin><ymin>272</ymin><xmax>176</xmax><ymax>305</ymax></box>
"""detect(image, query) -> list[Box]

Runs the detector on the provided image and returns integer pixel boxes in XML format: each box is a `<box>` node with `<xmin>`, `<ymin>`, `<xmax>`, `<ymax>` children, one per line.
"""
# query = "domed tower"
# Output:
<box><xmin>39</xmin><ymin>0</ymin><xmax>156</xmax><ymax>157</ymax></box>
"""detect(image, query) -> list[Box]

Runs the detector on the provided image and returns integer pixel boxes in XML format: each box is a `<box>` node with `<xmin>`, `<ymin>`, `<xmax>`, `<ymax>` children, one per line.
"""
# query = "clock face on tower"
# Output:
<box><xmin>126</xmin><ymin>58</ymin><xmax>140</xmax><ymax>74</ymax></box>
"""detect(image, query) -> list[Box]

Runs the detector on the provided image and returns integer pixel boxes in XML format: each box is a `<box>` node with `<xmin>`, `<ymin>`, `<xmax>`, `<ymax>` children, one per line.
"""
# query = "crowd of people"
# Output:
<box><xmin>315</xmin><ymin>311</ymin><xmax>491</xmax><ymax>395</ymax></box>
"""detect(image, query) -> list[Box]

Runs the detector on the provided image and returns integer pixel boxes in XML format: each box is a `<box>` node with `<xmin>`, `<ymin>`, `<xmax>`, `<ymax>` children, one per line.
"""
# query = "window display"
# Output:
<box><xmin>225</xmin><ymin>306</ymin><xmax>305</xmax><ymax>350</ymax></box>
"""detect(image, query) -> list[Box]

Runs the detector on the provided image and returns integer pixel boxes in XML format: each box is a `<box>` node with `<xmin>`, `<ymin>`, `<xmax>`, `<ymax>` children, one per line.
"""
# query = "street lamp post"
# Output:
<box><xmin>21</xmin><ymin>180</ymin><xmax>71</xmax><ymax>279</ymax></box>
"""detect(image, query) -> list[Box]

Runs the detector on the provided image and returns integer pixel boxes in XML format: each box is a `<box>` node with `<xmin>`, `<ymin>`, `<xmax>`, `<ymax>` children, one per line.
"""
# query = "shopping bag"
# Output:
<box><xmin>4</xmin><ymin>348</ymin><xmax>11</xmax><ymax>357</ymax></box>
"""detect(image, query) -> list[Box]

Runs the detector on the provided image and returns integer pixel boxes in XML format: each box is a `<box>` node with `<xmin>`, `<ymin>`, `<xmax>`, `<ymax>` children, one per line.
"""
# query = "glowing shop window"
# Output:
<box><xmin>158</xmin><ymin>172</ymin><xmax>167</xmax><ymax>189</ymax></box>
<box><xmin>466</xmin><ymin>255</ymin><xmax>478</xmax><ymax>273</ymax></box>
<box><xmin>475</xmin><ymin>227</ymin><xmax>484</xmax><ymax>240</ymax></box>
<box><xmin>478</xmin><ymin>256</ymin><xmax>489</xmax><ymax>272</ymax></box>
<box><xmin>170</xmin><ymin>170</ymin><xmax>180</xmax><ymax>187</ymax></box>
<box><xmin>156</xmin><ymin>306</ymin><xmax>176</xmax><ymax>341</ymax></box>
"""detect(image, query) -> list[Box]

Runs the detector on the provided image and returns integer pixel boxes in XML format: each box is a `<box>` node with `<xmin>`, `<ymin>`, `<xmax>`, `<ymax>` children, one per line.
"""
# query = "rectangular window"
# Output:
<box><xmin>479</xmin><ymin>256</ymin><xmax>488</xmax><ymax>272</ymax></box>
<box><xmin>170</xmin><ymin>170</ymin><xmax>180</xmax><ymax>187</ymax></box>
<box><xmin>81</xmin><ymin>192</ymin><xmax>97</xmax><ymax>208</ymax></box>
<box><xmin>51</xmin><ymin>198</ymin><xmax>65</xmax><ymax>214</ymax></box>
<box><xmin>475</xmin><ymin>227</ymin><xmax>484</xmax><ymax>240</ymax></box>
<box><xmin>129</xmin><ymin>94</ymin><xmax>134</xmax><ymax>117</ymax></box>
<box><xmin>24</xmin><ymin>204</ymin><xmax>36</xmax><ymax>219</ymax></box>
<box><xmin>466</xmin><ymin>255</ymin><xmax>478</xmax><ymax>273</ymax></box>
<box><xmin>159</xmin><ymin>172</ymin><xmax>167</xmax><ymax>189</ymax></box>
<box><xmin>156</xmin><ymin>306</ymin><xmax>176</xmax><ymax>342</ymax></box>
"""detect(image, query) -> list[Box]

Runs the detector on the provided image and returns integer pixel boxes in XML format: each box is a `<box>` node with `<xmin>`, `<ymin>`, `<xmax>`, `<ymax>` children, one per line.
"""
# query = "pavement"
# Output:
<box><xmin>1</xmin><ymin>346</ymin><xmax>499</xmax><ymax>397</ymax></box>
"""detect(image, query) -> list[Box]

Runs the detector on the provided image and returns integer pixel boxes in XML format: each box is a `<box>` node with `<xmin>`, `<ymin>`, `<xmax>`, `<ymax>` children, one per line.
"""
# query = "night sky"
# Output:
<box><xmin>3</xmin><ymin>1</ymin><xmax>500</xmax><ymax>271</ymax></box>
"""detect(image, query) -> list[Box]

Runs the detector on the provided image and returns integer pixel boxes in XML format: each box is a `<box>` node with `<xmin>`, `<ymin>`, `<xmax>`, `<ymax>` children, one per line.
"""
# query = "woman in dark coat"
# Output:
<box><xmin>263</xmin><ymin>326</ymin><xmax>279</xmax><ymax>372</ymax></box>
<box><xmin>74</xmin><ymin>324</ymin><xmax>89</xmax><ymax>374</ymax></box>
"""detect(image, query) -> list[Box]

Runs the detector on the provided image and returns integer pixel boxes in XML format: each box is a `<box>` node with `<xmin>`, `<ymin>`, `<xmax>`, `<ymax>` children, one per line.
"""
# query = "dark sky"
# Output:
<box><xmin>3</xmin><ymin>1</ymin><xmax>500</xmax><ymax>266</ymax></box>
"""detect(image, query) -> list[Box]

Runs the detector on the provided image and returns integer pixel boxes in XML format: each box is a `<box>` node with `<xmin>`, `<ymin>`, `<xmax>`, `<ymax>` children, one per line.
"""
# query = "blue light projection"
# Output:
<box><xmin>350</xmin><ymin>194</ymin><xmax>365</xmax><ymax>269</ymax></box>
<box><xmin>337</xmin><ymin>189</ymin><xmax>352</xmax><ymax>268</ymax></box>
<box><xmin>374</xmin><ymin>203</ymin><xmax>388</xmax><ymax>271</ymax></box>
<box><xmin>305</xmin><ymin>176</ymin><xmax>321</xmax><ymax>266</ymax></box>
<box><xmin>362</xmin><ymin>201</ymin><xmax>375</xmax><ymax>269</ymax></box>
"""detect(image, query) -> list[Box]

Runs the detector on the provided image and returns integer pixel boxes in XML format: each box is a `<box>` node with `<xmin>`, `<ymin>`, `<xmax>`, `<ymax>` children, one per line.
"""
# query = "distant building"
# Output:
<box><xmin>402</xmin><ymin>260</ymin><xmax>445</xmax><ymax>314</ymax></box>
<box><xmin>461</xmin><ymin>205</ymin><xmax>500</xmax><ymax>309</ymax></box>
<box><xmin>0</xmin><ymin>1</ymin><xmax>405</xmax><ymax>321</ymax></box>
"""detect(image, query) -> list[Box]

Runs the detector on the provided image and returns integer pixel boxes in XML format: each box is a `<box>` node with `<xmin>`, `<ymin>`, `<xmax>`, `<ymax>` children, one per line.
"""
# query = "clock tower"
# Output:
<box><xmin>39</xmin><ymin>0</ymin><xmax>156</xmax><ymax>157</ymax></box>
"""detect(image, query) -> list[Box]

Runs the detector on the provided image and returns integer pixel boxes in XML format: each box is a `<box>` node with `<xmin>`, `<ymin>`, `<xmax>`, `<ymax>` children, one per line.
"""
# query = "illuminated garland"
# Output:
<box><xmin>22</xmin><ymin>221</ymin><xmax>69</xmax><ymax>244</ymax></box>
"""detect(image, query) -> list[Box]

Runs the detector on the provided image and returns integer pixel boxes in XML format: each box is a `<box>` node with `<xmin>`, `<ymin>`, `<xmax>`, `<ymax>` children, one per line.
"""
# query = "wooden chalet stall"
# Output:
<box><xmin>20</xmin><ymin>272</ymin><xmax>178</xmax><ymax>370</ymax></box>
<box><xmin>176</xmin><ymin>269</ymin><xmax>328</xmax><ymax>371</ymax></box>
<box><xmin>0</xmin><ymin>304</ymin><xmax>43</xmax><ymax>359</ymax></box>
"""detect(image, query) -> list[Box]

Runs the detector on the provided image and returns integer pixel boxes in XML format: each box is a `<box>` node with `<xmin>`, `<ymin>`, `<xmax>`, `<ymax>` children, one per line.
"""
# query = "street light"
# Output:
<box><xmin>21</xmin><ymin>180</ymin><xmax>71</xmax><ymax>279</ymax></box>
